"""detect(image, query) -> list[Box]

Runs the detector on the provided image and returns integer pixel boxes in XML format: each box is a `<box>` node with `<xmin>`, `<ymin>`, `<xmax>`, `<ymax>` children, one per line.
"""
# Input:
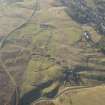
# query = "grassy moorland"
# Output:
<box><xmin>0</xmin><ymin>0</ymin><xmax>105</xmax><ymax>105</ymax></box>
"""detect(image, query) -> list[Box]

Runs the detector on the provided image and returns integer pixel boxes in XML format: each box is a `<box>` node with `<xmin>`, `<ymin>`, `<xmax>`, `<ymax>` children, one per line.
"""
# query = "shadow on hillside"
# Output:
<box><xmin>10</xmin><ymin>65</ymin><xmax>105</xmax><ymax>105</ymax></box>
<box><xmin>18</xmin><ymin>80</ymin><xmax>58</xmax><ymax>105</ymax></box>
<box><xmin>18</xmin><ymin>88</ymin><xmax>41</xmax><ymax>105</ymax></box>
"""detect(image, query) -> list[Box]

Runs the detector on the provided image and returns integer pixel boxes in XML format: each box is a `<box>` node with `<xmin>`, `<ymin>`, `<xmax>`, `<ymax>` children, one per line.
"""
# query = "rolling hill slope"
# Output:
<box><xmin>0</xmin><ymin>0</ymin><xmax>105</xmax><ymax>105</ymax></box>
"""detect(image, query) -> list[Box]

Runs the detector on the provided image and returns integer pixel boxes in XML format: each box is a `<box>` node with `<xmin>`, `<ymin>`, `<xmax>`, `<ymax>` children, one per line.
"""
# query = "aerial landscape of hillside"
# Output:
<box><xmin>0</xmin><ymin>0</ymin><xmax>105</xmax><ymax>105</ymax></box>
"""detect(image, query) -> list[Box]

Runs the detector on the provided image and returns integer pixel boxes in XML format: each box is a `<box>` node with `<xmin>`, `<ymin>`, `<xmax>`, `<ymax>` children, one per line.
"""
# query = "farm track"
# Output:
<box><xmin>0</xmin><ymin>0</ymin><xmax>60</xmax><ymax>105</ymax></box>
<box><xmin>0</xmin><ymin>0</ymin><xmax>39</xmax><ymax>49</ymax></box>
<box><xmin>0</xmin><ymin>0</ymin><xmax>40</xmax><ymax>105</ymax></box>
<box><xmin>15</xmin><ymin>1</ymin><xmax>105</xmax><ymax>105</ymax></box>
<box><xmin>32</xmin><ymin>85</ymin><xmax>99</xmax><ymax>105</ymax></box>
<box><xmin>0</xmin><ymin>0</ymin><xmax>105</xmax><ymax>105</ymax></box>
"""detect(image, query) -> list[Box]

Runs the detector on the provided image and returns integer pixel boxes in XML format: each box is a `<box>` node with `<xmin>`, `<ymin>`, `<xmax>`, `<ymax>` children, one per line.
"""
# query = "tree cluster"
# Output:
<box><xmin>61</xmin><ymin>0</ymin><xmax>105</xmax><ymax>35</ymax></box>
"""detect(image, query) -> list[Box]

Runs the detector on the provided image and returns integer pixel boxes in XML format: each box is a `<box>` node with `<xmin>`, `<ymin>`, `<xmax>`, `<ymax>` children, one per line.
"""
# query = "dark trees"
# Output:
<box><xmin>61</xmin><ymin>0</ymin><xmax>105</xmax><ymax>35</ymax></box>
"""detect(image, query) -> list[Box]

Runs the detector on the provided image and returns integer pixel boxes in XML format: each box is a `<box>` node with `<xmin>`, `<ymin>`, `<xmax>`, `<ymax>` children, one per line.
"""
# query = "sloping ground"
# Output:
<box><xmin>0</xmin><ymin>0</ymin><xmax>105</xmax><ymax>105</ymax></box>
<box><xmin>55</xmin><ymin>85</ymin><xmax>105</xmax><ymax>105</ymax></box>
<box><xmin>0</xmin><ymin>0</ymin><xmax>33</xmax><ymax>36</ymax></box>
<box><xmin>31</xmin><ymin>85</ymin><xmax>105</xmax><ymax>105</ymax></box>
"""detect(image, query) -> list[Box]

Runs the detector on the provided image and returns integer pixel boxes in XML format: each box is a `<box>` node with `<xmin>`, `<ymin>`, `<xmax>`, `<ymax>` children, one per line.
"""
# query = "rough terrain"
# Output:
<box><xmin>0</xmin><ymin>0</ymin><xmax>105</xmax><ymax>105</ymax></box>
